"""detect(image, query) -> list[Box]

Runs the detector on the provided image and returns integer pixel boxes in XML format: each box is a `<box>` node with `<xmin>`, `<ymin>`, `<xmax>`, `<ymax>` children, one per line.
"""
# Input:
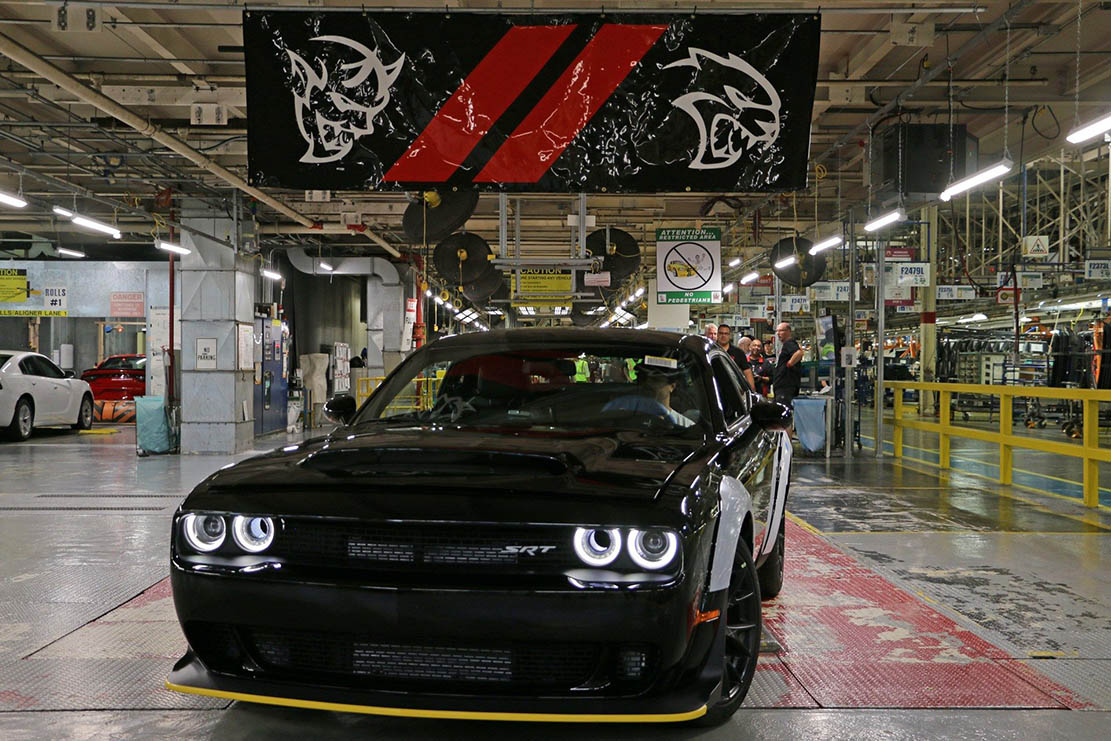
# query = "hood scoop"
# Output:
<box><xmin>299</xmin><ymin>447</ymin><xmax>575</xmax><ymax>479</ymax></box>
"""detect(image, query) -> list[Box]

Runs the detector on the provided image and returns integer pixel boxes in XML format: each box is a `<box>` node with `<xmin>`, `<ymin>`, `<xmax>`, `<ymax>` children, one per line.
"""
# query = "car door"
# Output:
<box><xmin>711</xmin><ymin>355</ymin><xmax>780</xmax><ymax>562</ymax></box>
<box><xmin>25</xmin><ymin>355</ymin><xmax>70</xmax><ymax>423</ymax></box>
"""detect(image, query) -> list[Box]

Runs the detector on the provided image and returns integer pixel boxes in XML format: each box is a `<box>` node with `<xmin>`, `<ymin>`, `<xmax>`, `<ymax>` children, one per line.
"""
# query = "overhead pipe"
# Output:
<box><xmin>258</xmin><ymin>223</ymin><xmax>401</xmax><ymax>258</ymax></box>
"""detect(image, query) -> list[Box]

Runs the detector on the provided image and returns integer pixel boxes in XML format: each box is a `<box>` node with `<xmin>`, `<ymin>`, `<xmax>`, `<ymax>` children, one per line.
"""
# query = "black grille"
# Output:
<box><xmin>277</xmin><ymin>519</ymin><xmax>575</xmax><ymax>572</ymax></box>
<box><xmin>186</xmin><ymin>622</ymin><xmax>655</xmax><ymax>694</ymax></box>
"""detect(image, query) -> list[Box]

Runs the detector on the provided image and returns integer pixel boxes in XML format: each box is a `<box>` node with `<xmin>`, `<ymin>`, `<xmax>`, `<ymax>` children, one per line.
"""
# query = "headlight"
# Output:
<box><xmin>573</xmin><ymin>527</ymin><xmax>621</xmax><ymax>567</ymax></box>
<box><xmin>627</xmin><ymin>528</ymin><xmax>680</xmax><ymax>570</ymax></box>
<box><xmin>182</xmin><ymin>513</ymin><xmax>226</xmax><ymax>552</ymax></box>
<box><xmin>232</xmin><ymin>515</ymin><xmax>275</xmax><ymax>553</ymax></box>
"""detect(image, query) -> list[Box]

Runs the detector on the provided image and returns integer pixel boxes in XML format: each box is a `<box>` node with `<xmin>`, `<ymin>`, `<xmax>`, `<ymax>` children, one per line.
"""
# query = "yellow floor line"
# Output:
<box><xmin>784</xmin><ymin>510</ymin><xmax>823</xmax><ymax>535</ymax></box>
<box><xmin>824</xmin><ymin>529</ymin><xmax>1111</xmax><ymax>535</ymax></box>
<box><xmin>78</xmin><ymin>428</ymin><xmax>119</xmax><ymax>435</ymax></box>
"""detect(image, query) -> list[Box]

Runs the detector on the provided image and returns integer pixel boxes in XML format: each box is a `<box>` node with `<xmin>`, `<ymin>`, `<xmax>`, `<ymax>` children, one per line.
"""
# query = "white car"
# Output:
<box><xmin>0</xmin><ymin>350</ymin><xmax>94</xmax><ymax>441</ymax></box>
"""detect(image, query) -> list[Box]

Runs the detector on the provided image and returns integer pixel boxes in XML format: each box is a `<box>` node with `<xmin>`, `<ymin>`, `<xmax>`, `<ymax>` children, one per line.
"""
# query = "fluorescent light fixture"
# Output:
<box><xmin>262</xmin><ymin>269</ymin><xmax>283</xmax><ymax>281</ymax></box>
<box><xmin>1066</xmin><ymin>111</ymin><xmax>1111</xmax><ymax>144</ymax></box>
<box><xmin>939</xmin><ymin>158</ymin><xmax>1012</xmax><ymax>202</ymax></box>
<box><xmin>517</xmin><ymin>306</ymin><xmax>537</xmax><ymax>316</ymax></box>
<box><xmin>52</xmin><ymin>206</ymin><xmax>73</xmax><ymax>218</ymax></box>
<box><xmin>863</xmin><ymin>209</ymin><xmax>905</xmax><ymax>232</ymax></box>
<box><xmin>425</xmin><ymin>289</ymin><xmax>433</xmax><ymax>298</ymax></box>
<box><xmin>56</xmin><ymin>247</ymin><xmax>85</xmax><ymax>258</ymax></box>
<box><xmin>318</xmin><ymin>261</ymin><xmax>334</xmax><ymax>272</ymax></box>
<box><xmin>728</xmin><ymin>257</ymin><xmax>741</xmax><ymax>267</ymax></box>
<box><xmin>774</xmin><ymin>255</ymin><xmax>797</xmax><ymax>269</ymax></box>
<box><xmin>0</xmin><ymin>190</ymin><xmax>27</xmax><ymax>208</ymax></box>
<box><xmin>723</xmin><ymin>283</ymin><xmax>735</xmax><ymax>294</ymax></box>
<box><xmin>958</xmin><ymin>312</ymin><xmax>988</xmax><ymax>323</ymax></box>
<box><xmin>634</xmin><ymin>287</ymin><xmax>645</xmax><ymax>297</ymax></box>
<box><xmin>434</xmin><ymin>296</ymin><xmax>445</xmax><ymax>305</ymax></box>
<box><xmin>601</xmin><ymin>321</ymin><xmax>611</xmax><ymax>328</ymax></box>
<box><xmin>740</xmin><ymin>271</ymin><xmax>759</xmax><ymax>285</ymax></box>
<box><xmin>635</xmin><ymin>322</ymin><xmax>648</xmax><ymax>329</ymax></box>
<box><xmin>808</xmin><ymin>236</ymin><xmax>842</xmax><ymax>255</ymax></box>
<box><xmin>553</xmin><ymin>306</ymin><xmax>570</xmax><ymax>316</ymax></box>
<box><xmin>156</xmin><ymin>240</ymin><xmax>190</xmax><ymax>255</ymax></box>
<box><xmin>71</xmin><ymin>215</ymin><xmax>121</xmax><ymax>239</ymax></box>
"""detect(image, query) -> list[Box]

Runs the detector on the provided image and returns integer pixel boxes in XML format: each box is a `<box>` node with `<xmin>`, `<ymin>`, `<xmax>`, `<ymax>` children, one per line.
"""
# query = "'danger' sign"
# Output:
<box><xmin>243</xmin><ymin>11</ymin><xmax>820</xmax><ymax>192</ymax></box>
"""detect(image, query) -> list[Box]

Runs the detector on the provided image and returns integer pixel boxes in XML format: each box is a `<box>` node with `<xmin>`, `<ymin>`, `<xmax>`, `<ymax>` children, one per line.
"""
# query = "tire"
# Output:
<box><xmin>72</xmin><ymin>394</ymin><xmax>93</xmax><ymax>430</ymax></box>
<box><xmin>757</xmin><ymin>519</ymin><xmax>785</xmax><ymax>600</ymax></box>
<box><xmin>5</xmin><ymin>396</ymin><xmax>34</xmax><ymax>441</ymax></box>
<box><xmin>693</xmin><ymin>539</ymin><xmax>762</xmax><ymax>727</ymax></box>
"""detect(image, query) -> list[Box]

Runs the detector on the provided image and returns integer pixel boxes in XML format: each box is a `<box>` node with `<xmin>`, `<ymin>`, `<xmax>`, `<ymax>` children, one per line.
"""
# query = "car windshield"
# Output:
<box><xmin>353</xmin><ymin>342</ymin><xmax>712</xmax><ymax>437</ymax></box>
<box><xmin>100</xmin><ymin>356</ymin><xmax>145</xmax><ymax>370</ymax></box>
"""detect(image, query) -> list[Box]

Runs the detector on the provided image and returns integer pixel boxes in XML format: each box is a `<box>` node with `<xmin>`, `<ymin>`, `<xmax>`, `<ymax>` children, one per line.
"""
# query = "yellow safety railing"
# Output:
<box><xmin>355</xmin><ymin>375</ymin><xmax>440</xmax><ymax>412</ymax></box>
<box><xmin>887</xmin><ymin>381</ymin><xmax>1110</xmax><ymax>507</ymax></box>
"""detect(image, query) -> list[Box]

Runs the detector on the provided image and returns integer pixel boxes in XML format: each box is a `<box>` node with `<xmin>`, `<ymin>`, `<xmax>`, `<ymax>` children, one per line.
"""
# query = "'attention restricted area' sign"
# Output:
<box><xmin>656</xmin><ymin>227</ymin><xmax>722</xmax><ymax>304</ymax></box>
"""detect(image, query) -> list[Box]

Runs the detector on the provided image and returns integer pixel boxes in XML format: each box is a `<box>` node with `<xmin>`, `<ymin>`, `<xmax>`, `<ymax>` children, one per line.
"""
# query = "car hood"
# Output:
<box><xmin>194</xmin><ymin>426</ymin><xmax>716</xmax><ymax>503</ymax></box>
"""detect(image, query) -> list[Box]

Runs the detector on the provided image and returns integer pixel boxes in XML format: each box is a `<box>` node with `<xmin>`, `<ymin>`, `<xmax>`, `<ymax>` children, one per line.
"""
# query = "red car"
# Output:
<box><xmin>81</xmin><ymin>354</ymin><xmax>146</xmax><ymax>400</ymax></box>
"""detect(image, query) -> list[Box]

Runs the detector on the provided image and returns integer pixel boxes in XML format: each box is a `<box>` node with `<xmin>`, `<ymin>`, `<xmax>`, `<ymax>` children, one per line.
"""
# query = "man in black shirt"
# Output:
<box><xmin>717</xmin><ymin>324</ymin><xmax>756</xmax><ymax>390</ymax></box>
<box><xmin>773</xmin><ymin>322</ymin><xmax>804</xmax><ymax>407</ymax></box>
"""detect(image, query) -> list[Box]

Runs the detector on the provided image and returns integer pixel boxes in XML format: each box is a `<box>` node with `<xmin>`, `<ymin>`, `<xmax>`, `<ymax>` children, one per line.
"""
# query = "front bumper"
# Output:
<box><xmin>167</xmin><ymin>562</ymin><xmax>726</xmax><ymax>721</ymax></box>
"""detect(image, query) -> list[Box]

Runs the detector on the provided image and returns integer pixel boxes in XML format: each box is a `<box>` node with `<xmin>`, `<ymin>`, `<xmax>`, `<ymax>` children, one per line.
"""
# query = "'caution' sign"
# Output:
<box><xmin>0</xmin><ymin>268</ymin><xmax>28</xmax><ymax>303</ymax></box>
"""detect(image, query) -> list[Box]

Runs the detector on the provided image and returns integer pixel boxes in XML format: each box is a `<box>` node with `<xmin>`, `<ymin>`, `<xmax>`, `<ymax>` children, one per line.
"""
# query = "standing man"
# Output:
<box><xmin>773</xmin><ymin>322</ymin><xmax>804</xmax><ymax>407</ymax></box>
<box><xmin>717</xmin><ymin>324</ymin><xmax>756</xmax><ymax>390</ymax></box>
<box><xmin>749</xmin><ymin>339</ymin><xmax>772</xmax><ymax>396</ymax></box>
<box><xmin>703</xmin><ymin>324</ymin><xmax>718</xmax><ymax>343</ymax></box>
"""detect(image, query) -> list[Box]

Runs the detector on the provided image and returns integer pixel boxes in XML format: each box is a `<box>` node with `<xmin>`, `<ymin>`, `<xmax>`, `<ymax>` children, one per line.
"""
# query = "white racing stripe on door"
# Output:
<box><xmin>758</xmin><ymin>430</ymin><xmax>792</xmax><ymax>558</ymax></box>
<box><xmin>708</xmin><ymin>476</ymin><xmax>753</xmax><ymax>592</ymax></box>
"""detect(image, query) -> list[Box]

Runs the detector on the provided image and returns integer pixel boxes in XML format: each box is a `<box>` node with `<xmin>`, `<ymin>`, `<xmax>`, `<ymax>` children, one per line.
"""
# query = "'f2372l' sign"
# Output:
<box><xmin>243</xmin><ymin>11</ymin><xmax>819</xmax><ymax>193</ymax></box>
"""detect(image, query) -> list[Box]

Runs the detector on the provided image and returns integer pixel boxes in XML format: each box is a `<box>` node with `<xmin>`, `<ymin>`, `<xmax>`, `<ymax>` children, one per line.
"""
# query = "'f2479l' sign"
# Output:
<box><xmin>243</xmin><ymin>11</ymin><xmax>820</xmax><ymax>192</ymax></box>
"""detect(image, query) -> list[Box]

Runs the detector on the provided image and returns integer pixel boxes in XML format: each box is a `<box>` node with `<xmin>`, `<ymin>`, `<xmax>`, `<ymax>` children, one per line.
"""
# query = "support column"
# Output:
<box><xmin>178</xmin><ymin>200</ymin><xmax>257</xmax><ymax>454</ymax></box>
<box><xmin>875</xmin><ymin>236</ymin><xmax>885</xmax><ymax>458</ymax></box>
<box><xmin>919</xmin><ymin>206</ymin><xmax>938</xmax><ymax>416</ymax></box>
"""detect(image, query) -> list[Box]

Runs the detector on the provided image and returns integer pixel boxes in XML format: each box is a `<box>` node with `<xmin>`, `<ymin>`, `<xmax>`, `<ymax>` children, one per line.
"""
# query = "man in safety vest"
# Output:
<box><xmin>574</xmin><ymin>355</ymin><xmax>590</xmax><ymax>382</ymax></box>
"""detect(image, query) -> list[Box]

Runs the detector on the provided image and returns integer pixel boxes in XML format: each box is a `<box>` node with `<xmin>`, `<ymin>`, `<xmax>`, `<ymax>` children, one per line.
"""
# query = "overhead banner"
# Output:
<box><xmin>243</xmin><ymin>11</ymin><xmax>820</xmax><ymax>192</ymax></box>
<box><xmin>656</xmin><ymin>227</ymin><xmax>722</xmax><ymax>304</ymax></box>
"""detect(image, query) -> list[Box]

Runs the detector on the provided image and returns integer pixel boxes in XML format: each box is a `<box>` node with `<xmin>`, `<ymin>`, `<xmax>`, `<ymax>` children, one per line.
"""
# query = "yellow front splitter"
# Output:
<box><xmin>165</xmin><ymin>681</ymin><xmax>706</xmax><ymax>723</ymax></box>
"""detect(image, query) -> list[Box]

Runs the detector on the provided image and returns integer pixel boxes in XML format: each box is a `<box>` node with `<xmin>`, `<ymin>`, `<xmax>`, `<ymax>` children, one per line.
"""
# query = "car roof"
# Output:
<box><xmin>104</xmin><ymin>354</ymin><xmax>144</xmax><ymax>359</ymax></box>
<box><xmin>429</xmin><ymin>327</ymin><xmax>713</xmax><ymax>355</ymax></box>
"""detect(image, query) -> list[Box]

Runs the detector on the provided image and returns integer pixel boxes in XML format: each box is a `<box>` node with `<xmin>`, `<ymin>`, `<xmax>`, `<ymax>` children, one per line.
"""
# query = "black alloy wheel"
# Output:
<box><xmin>73</xmin><ymin>395</ymin><xmax>93</xmax><ymax>430</ymax></box>
<box><xmin>757</xmin><ymin>518</ymin><xmax>785</xmax><ymax>599</ymax></box>
<box><xmin>695</xmin><ymin>539</ymin><xmax>762</xmax><ymax>726</ymax></box>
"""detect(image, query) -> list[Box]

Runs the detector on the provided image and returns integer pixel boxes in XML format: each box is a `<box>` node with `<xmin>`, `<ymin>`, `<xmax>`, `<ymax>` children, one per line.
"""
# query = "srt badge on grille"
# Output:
<box><xmin>502</xmin><ymin>545</ymin><xmax>556</xmax><ymax>556</ymax></box>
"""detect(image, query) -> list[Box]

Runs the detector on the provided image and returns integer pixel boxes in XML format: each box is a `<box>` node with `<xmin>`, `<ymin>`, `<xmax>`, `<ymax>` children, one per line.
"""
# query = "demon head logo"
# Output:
<box><xmin>664</xmin><ymin>48</ymin><xmax>782</xmax><ymax>171</ymax></box>
<box><xmin>285</xmin><ymin>35</ymin><xmax>405</xmax><ymax>164</ymax></box>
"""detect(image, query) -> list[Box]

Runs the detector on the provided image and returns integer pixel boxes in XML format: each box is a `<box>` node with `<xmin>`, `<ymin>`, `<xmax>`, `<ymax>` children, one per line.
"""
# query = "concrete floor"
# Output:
<box><xmin>1</xmin><ymin>425</ymin><xmax>1108</xmax><ymax>739</ymax></box>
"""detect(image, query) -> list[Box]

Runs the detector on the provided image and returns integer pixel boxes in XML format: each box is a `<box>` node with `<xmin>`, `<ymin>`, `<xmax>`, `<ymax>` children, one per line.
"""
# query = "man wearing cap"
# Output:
<box><xmin>716</xmin><ymin>324</ymin><xmax>756</xmax><ymax>390</ymax></box>
<box><xmin>602</xmin><ymin>361</ymin><xmax>694</xmax><ymax>427</ymax></box>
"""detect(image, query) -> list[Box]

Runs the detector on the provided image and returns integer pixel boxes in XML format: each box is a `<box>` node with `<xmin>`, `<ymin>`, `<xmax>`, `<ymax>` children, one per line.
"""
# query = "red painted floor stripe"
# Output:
<box><xmin>383</xmin><ymin>25</ymin><xmax>575</xmax><ymax>182</ymax></box>
<box><xmin>474</xmin><ymin>24</ymin><xmax>665</xmax><ymax>183</ymax></box>
<box><xmin>762</xmin><ymin>520</ymin><xmax>1094</xmax><ymax>708</ymax></box>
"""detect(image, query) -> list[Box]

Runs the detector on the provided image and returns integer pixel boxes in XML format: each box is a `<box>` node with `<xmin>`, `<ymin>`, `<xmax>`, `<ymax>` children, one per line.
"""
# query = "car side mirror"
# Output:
<box><xmin>64</xmin><ymin>370</ymin><xmax>75</xmax><ymax>378</ymax></box>
<box><xmin>323</xmin><ymin>394</ymin><xmax>357</xmax><ymax>425</ymax></box>
<box><xmin>751</xmin><ymin>400</ymin><xmax>792</xmax><ymax>431</ymax></box>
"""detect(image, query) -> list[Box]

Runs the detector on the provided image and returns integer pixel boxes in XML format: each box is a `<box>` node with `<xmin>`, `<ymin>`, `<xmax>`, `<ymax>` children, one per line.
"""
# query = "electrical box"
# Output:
<box><xmin>890</xmin><ymin>20</ymin><xmax>935</xmax><ymax>47</ymax></box>
<box><xmin>51</xmin><ymin>4</ymin><xmax>101</xmax><ymax>33</ymax></box>
<box><xmin>870</xmin><ymin>124</ymin><xmax>980</xmax><ymax>202</ymax></box>
<box><xmin>190</xmin><ymin>104</ymin><xmax>229</xmax><ymax>126</ymax></box>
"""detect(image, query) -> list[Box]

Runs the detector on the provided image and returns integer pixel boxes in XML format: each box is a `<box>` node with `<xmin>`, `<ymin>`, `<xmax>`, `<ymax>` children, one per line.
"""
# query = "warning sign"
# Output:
<box><xmin>0</xmin><ymin>268</ymin><xmax>28</xmax><ymax>302</ymax></box>
<box><xmin>517</xmin><ymin>269</ymin><xmax>572</xmax><ymax>294</ymax></box>
<box><xmin>655</xmin><ymin>227</ymin><xmax>722</xmax><ymax>304</ymax></box>
<box><xmin>996</xmin><ymin>287</ymin><xmax>1021</xmax><ymax>304</ymax></box>
<box><xmin>1022</xmin><ymin>235</ymin><xmax>1050</xmax><ymax>258</ymax></box>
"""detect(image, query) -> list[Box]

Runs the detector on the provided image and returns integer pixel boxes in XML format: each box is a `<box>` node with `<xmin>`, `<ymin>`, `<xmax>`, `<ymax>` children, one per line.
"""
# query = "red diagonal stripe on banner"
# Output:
<box><xmin>474</xmin><ymin>24</ymin><xmax>665</xmax><ymax>183</ymax></box>
<box><xmin>383</xmin><ymin>25</ymin><xmax>575</xmax><ymax>182</ymax></box>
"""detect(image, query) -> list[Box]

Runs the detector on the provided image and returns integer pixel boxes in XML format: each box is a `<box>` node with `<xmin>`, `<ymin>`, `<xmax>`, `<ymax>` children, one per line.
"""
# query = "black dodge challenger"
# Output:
<box><xmin>167</xmin><ymin>328</ymin><xmax>793</xmax><ymax>724</ymax></box>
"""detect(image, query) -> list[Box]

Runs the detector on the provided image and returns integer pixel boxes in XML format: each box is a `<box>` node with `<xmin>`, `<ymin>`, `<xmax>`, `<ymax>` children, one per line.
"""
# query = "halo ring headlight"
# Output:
<box><xmin>232</xmin><ymin>515</ymin><xmax>275</xmax><ymax>553</ymax></box>
<box><xmin>182</xmin><ymin>513</ymin><xmax>226</xmax><ymax>552</ymax></box>
<box><xmin>627</xmin><ymin>529</ymin><xmax>680</xmax><ymax>570</ymax></box>
<box><xmin>573</xmin><ymin>527</ymin><xmax>621</xmax><ymax>567</ymax></box>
